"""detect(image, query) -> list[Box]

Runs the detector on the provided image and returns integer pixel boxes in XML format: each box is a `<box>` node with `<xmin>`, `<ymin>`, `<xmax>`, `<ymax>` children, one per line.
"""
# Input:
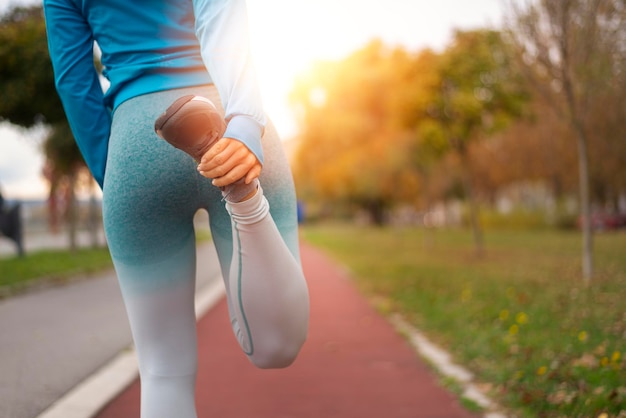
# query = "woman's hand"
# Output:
<box><xmin>197</xmin><ymin>137</ymin><xmax>261</xmax><ymax>187</ymax></box>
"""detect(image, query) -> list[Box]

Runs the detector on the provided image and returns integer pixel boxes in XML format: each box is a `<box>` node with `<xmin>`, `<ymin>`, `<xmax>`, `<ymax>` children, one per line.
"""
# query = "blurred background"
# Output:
<box><xmin>1</xmin><ymin>0</ymin><xmax>624</xmax><ymax>244</ymax></box>
<box><xmin>0</xmin><ymin>0</ymin><xmax>505</xmax><ymax>231</ymax></box>
<box><xmin>1</xmin><ymin>1</ymin><xmax>625</xmax><ymax>417</ymax></box>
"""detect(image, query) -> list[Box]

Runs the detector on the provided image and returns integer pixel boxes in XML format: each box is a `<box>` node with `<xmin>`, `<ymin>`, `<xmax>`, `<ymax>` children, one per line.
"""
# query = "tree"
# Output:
<box><xmin>0</xmin><ymin>5</ymin><xmax>96</xmax><ymax>250</ymax></box>
<box><xmin>425</xmin><ymin>29</ymin><xmax>529</xmax><ymax>255</ymax></box>
<box><xmin>43</xmin><ymin>123</ymin><xmax>86</xmax><ymax>249</ymax></box>
<box><xmin>506</xmin><ymin>0</ymin><xmax>626</xmax><ymax>282</ymax></box>
<box><xmin>291</xmin><ymin>41</ymin><xmax>423</xmax><ymax>224</ymax></box>
<box><xmin>468</xmin><ymin>95</ymin><xmax>579</xmax><ymax>205</ymax></box>
<box><xmin>0</xmin><ymin>6</ymin><xmax>64</xmax><ymax>126</ymax></box>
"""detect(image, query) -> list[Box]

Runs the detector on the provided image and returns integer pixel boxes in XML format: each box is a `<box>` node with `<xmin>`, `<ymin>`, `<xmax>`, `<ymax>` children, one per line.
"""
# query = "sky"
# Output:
<box><xmin>0</xmin><ymin>0</ymin><xmax>504</xmax><ymax>199</ymax></box>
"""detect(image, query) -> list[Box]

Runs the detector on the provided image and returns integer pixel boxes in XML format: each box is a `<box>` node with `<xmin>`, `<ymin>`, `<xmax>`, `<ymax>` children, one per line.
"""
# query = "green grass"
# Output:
<box><xmin>301</xmin><ymin>224</ymin><xmax>626</xmax><ymax>417</ymax></box>
<box><xmin>0</xmin><ymin>228</ymin><xmax>212</xmax><ymax>298</ymax></box>
<box><xmin>0</xmin><ymin>247</ymin><xmax>113</xmax><ymax>296</ymax></box>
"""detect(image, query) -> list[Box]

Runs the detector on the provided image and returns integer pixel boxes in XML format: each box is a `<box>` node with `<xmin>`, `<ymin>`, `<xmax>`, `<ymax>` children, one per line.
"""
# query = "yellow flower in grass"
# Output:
<box><xmin>611</xmin><ymin>351</ymin><xmax>621</xmax><ymax>363</ymax></box>
<box><xmin>578</xmin><ymin>331</ymin><xmax>588</xmax><ymax>342</ymax></box>
<box><xmin>499</xmin><ymin>309</ymin><xmax>509</xmax><ymax>321</ymax></box>
<box><xmin>509</xmin><ymin>324</ymin><xmax>519</xmax><ymax>335</ymax></box>
<box><xmin>597</xmin><ymin>413</ymin><xmax>608</xmax><ymax>418</ymax></box>
<box><xmin>600</xmin><ymin>356</ymin><xmax>609</xmax><ymax>367</ymax></box>
<box><xmin>537</xmin><ymin>366</ymin><xmax>547</xmax><ymax>376</ymax></box>
<box><xmin>515</xmin><ymin>312</ymin><xmax>528</xmax><ymax>325</ymax></box>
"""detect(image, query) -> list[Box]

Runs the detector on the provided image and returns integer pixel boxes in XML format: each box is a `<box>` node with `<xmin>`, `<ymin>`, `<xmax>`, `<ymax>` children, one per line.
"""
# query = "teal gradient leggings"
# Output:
<box><xmin>102</xmin><ymin>85</ymin><xmax>310</xmax><ymax>418</ymax></box>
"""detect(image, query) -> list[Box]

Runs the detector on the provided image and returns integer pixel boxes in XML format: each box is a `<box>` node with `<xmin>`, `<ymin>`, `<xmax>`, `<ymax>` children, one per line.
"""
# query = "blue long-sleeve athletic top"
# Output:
<box><xmin>43</xmin><ymin>0</ymin><xmax>265</xmax><ymax>187</ymax></box>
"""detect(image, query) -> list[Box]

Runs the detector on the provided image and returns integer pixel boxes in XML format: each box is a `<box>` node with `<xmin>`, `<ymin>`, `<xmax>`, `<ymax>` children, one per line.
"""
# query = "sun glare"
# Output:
<box><xmin>0</xmin><ymin>0</ymin><xmax>503</xmax><ymax>198</ymax></box>
<box><xmin>246</xmin><ymin>0</ymin><xmax>503</xmax><ymax>140</ymax></box>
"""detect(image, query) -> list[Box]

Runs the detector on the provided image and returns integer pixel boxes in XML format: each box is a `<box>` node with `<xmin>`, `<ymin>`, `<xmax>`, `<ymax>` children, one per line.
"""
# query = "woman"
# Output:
<box><xmin>43</xmin><ymin>0</ymin><xmax>310</xmax><ymax>416</ymax></box>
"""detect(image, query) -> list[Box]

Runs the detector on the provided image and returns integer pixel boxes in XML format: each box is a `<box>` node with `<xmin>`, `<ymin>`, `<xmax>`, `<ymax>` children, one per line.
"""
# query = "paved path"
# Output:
<box><xmin>0</xmin><ymin>269</ymin><xmax>131</xmax><ymax>418</ymax></box>
<box><xmin>96</xmin><ymin>242</ymin><xmax>476</xmax><ymax>418</ymax></box>
<box><xmin>0</xmin><ymin>242</ymin><xmax>221</xmax><ymax>418</ymax></box>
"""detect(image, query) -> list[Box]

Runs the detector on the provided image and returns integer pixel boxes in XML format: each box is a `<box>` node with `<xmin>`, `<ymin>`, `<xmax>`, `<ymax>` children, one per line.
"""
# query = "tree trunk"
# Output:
<box><xmin>460</xmin><ymin>150</ymin><xmax>484</xmax><ymax>257</ymax></box>
<box><xmin>367</xmin><ymin>199</ymin><xmax>386</xmax><ymax>226</ymax></box>
<box><xmin>47</xmin><ymin>174</ymin><xmax>60</xmax><ymax>234</ymax></box>
<box><xmin>66</xmin><ymin>171</ymin><xmax>78</xmax><ymax>252</ymax></box>
<box><xmin>561</xmin><ymin>39</ymin><xmax>594</xmax><ymax>282</ymax></box>
<box><xmin>88</xmin><ymin>179</ymin><xmax>100</xmax><ymax>248</ymax></box>
<box><xmin>573</xmin><ymin>119</ymin><xmax>594</xmax><ymax>282</ymax></box>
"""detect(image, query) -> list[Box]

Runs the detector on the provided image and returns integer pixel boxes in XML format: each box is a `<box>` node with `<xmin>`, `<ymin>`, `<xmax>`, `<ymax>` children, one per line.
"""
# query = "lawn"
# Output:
<box><xmin>0</xmin><ymin>229</ymin><xmax>213</xmax><ymax>298</ymax></box>
<box><xmin>301</xmin><ymin>224</ymin><xmax>626</xmax><ymax>417</ymax></box>
<box><xmin>0</xmin><ymin>247</ymin><xmax>113</xmax><ymax>296</ymax></box>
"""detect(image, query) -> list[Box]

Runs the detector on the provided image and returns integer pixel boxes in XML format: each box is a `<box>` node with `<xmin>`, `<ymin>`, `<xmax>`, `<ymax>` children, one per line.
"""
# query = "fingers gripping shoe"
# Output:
<box><xmin>154</xmin><ymin>95</ymin><xmax>258</xmax><ymax>202</ymax></box>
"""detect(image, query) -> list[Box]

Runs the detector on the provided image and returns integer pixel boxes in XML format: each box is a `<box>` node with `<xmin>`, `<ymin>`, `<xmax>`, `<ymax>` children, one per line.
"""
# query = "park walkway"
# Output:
<box><xmin>95</xmin><ymin>242</ymin><xmax>476</xmax><ymax>418</ymax></box>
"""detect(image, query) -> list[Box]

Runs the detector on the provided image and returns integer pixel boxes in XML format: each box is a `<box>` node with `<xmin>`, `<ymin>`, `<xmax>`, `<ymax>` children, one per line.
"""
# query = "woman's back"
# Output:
<box><xmin>74</xmin><ymin>0</ymin><xmax>209</xmax><ymax>109</ymax></box>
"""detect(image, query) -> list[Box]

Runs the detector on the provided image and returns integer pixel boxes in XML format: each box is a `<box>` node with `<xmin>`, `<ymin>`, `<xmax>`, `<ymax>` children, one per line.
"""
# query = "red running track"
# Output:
<box><xmin>95</xmin><ymin>242</ymin><xmax>476</xmax><ymax>418</ymax></box>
